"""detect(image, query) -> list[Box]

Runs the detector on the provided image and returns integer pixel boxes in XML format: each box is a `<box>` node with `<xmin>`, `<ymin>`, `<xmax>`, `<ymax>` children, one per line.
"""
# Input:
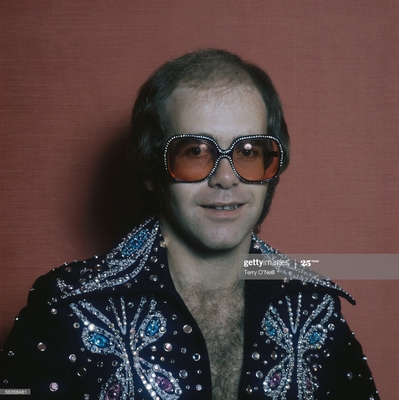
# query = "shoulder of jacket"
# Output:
<box><xmin>250</xmin><ymin>233</ymin><xmax>356</xmax><ymax>305</ymax></box>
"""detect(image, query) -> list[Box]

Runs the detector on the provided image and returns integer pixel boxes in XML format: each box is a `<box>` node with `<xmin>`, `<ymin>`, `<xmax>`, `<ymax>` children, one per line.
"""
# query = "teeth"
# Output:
<box><xmin>208</xmin><ymin>205</ymin><xmax>240</xmax><ymax>210</ymax></box>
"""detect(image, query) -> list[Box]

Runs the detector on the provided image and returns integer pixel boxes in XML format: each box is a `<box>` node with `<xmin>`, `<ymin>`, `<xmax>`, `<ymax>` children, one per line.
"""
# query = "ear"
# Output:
<box><xmin>144</xmin><ymin>178</ymin><xmax>156</xmax><ymax>191</ymax></box>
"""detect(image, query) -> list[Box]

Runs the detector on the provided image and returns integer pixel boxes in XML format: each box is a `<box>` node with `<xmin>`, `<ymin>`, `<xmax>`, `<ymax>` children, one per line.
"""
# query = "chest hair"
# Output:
<box><xmin>181</xmin><ymin>284</ymin><xmax>245</xmax><ymax>399</ymax></box>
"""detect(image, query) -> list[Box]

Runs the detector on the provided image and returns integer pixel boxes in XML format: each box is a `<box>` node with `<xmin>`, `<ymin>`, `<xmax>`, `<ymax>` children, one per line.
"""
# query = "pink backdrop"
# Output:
<box><xmin>1</xmin><ymin>1</ymin><xmax>397</xmax><ymax>398</ymax></box>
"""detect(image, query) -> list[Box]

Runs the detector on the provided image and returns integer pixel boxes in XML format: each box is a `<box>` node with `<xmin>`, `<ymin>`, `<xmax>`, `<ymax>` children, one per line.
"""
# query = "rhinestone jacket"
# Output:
<box><xmin>0</xmin><ymin>217</ymin><xmax>379</xmax><ymax>399</ymax></box>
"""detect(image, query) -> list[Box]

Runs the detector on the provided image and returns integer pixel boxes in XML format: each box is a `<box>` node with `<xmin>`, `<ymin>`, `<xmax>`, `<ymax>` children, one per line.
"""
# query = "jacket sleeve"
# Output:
<box><xmin>0</xmin><ymin>273</ymin><xmax>81</xmax><ymax>399</ymax></box>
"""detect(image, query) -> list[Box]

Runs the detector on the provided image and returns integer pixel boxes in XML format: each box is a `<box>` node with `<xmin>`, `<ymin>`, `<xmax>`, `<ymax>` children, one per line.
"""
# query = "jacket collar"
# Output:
<box><xmin>56</xmin><ymin>216</ymin><xmax>354</xmax><ymax>305</ymax></box>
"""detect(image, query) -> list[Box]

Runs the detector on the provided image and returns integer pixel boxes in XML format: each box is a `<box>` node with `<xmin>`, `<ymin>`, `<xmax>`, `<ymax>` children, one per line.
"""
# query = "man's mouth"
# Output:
<box><xmin>203</xmin><ymin>204</ymin><xmax>242</xmax><ymax>210</ymax></box>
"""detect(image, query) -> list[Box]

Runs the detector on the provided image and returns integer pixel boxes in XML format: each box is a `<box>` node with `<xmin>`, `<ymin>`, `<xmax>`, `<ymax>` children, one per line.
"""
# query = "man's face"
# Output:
<box><xmin>159</xmin><ymin>84</ymin><xmax>269</xmax><ymax>252</ymax></box>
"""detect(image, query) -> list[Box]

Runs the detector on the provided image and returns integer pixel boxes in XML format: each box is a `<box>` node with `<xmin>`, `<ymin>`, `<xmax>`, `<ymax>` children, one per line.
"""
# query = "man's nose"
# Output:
<box><xmin>207</xmin><ymin>157</ymin><xmax>239</xmax><ymax>189</ymax></box>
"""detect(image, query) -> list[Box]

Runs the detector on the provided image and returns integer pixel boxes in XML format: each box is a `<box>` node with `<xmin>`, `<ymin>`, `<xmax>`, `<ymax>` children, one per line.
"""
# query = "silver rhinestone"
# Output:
<box><xmin>84</xmin><ymin>394</ymin><xmax>90</xmax><ymax>400</ymax></box>
<box><xmin>77</xmin><ymin>367</ymin><xmax>87</xmax><ymax>377</ymax></box>
<box><xmin>181</xmin><ymin>347</ymin><xmax>187</xmax><ymax>354</ymax></box>
<box><xmin>256</xmin><ymin>371</ymin><xmax>263</xmax><ymax>379</ymax></box>
<box><xmin>97</xmin><ymin>361</ymin><xmax>103</xmax><ymax>367</ymax></box>
<box><xmin>246</xmin><ymin>385</ymin><xmax>253</xmax><ymax>394</ymax></box>
<box><xmin>324</xmin><ymin>349</ymin><xmax>330</xmax><ymax>357</ymax></box>
<box><xmin>312</xmin><ymin>293</ymin><xmax>319</xmax><ymax>299</ymax></box>
<box><xmin>69</xmin><ymin>354</ymin><xmax>77</xmax><ymax>362</ymax></box>
<box><xmin>88</xmin><ymin>324</ymin><xmax>95</xmax><ymax>331</ymax></box>
<box><xmin>179</xmin><ymin>370</ymin><xmax>188</xmax><ymax>379</ymax></box>
<box><xmin>252</xmin><ymin>352</ymin><xmax>260</xmax><ymax>360</ymax></box>
<box><xmin>50</xmin><ymin>308</ymin><xmax>57</xmax><ymax>315</ymax></box>
<box><xmin>149</xmin><ymin>275</ymin><xmax>158</xmax><ymax>282</ymax></box>
<box><xmin>8</xmin><ymin>351</ymin><xmax>14</xmax><ymax>357</ymax></box>
<box><xmin>112</xmin><ymin>360</ymin><xmax>118</xmax><ymax>366</ymax></box>
<box><xmin>150</xmin><ymin>256</ymin><xmax>158</xmax><ymax>263</ymax></box>
<box><xmin>183</xmin><ymin>325</ymin><xmax>192</xmax><ymax>334</ymax></box>
<box><xmin>271</xmin><ymin>351</ymin><xmax>277</xmax><ymax>360</ymax></box>
<box><xmin>192</xmin><ymin>353</ymin><xmax>201</xmax><ymax>361</ymax></box>
<box><xmin>37</xmin><ymin>342</ymin><xmax>46</xmax><ymax>351</ymax></box>
<box><xmin>347</xmin><ymin>372</ymin><xmax>353</xmax><ymax>380</ymax></box>
<box><xmin>196</xmin><ymin>385</ymin><xmax>202</xmax><ymax>391</ymax></box>
<box><xmin>164</xmin><ymin>343</ymin><xmax>172</xmax><ymax>352</ymax></box>
<box><xmin>49</xmin><ymin>382</ymin><xmax>58</xmax><ymax>392</ymax></box>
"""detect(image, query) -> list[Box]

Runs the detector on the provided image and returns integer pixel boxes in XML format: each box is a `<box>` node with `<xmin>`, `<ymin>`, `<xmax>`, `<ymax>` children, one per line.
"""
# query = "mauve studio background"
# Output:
<box><xmin>0</xmin><ymin>1</ymin><xmax>397</xmax><ymax>398</ymax></box>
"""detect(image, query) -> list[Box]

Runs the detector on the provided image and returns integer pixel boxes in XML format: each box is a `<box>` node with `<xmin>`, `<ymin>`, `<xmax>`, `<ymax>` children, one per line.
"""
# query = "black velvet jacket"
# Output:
<box><xmin>0</xmin><ymin>217</ymin><xmax>379</xmax><ymax>399</ymax></box>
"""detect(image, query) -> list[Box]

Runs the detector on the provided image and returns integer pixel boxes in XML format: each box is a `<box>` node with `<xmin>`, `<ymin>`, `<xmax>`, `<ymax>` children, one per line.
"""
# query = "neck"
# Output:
<box><xmin>159</xmin><ymin>214</ymin><xmax>251</xmax><ymax>294</ymax></box>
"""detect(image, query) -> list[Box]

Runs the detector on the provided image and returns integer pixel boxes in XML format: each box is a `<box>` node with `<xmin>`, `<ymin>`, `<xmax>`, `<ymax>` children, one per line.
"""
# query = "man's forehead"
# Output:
<box><xmin>166</xmin><ymin>84</ymin><xmax>267</xmax><ymax>128</ymax></box>
<box><xmin>165</xmin><ymin>84</ymin><xmax>268</xmax><ymax>148</ymax></box>
<box><xmin>169</xmin><ymin>83</ymin><xmax>262</xmax><ymax>105</ymax></box>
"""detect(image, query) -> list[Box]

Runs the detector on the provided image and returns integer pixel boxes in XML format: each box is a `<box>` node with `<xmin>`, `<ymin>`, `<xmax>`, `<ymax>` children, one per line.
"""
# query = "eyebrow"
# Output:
<box><xmin>189</xmin><ymin>133</ymin><xmax>267</xmax><ymax>146</ymax></box>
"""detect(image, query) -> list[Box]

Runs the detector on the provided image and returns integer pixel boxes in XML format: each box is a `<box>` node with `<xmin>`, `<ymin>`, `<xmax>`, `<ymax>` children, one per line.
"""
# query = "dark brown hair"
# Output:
<box><xmin>130</xmin><ymin>48</ymin><xmax>290</xmax><ymax>231</ymax></box>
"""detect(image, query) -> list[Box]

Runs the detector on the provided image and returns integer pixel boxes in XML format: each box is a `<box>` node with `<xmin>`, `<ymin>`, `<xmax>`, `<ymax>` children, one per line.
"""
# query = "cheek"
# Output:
<box><xmin>253</xmin><ymin>184</ymin><xmax>268</xmax><ymax>202</ymax></box>
<box><xmin>166</xmin><ymin>184</ymin><xmax>196</xmax><ymax>211</ymax></box>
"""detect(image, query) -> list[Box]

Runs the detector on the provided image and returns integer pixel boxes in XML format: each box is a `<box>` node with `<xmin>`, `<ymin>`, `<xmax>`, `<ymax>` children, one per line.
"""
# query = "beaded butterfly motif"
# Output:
<box><xmin>261</xmin><ymin>293</ymin><xmax>335</xmax><ymax>400</ymax></box>
<box><xmin>70</xmin><ymin>295</ymin><xmax>182</xmax><ymax>400</ymax></box>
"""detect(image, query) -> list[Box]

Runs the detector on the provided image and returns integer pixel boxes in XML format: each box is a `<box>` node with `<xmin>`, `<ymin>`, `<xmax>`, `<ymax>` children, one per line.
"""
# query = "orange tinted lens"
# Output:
<box><xmin>233</xmin><ymin>138</ymin><xmax>280</xmax><ymax>181</ymax></box>
<box><xmin>168</xmin><ymin>138</ymin><xmax>216</xmax><ymax>181</ymax></box>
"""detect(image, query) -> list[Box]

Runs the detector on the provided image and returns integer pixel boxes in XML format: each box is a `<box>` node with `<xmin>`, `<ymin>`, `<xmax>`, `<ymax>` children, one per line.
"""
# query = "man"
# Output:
<box><xmin>0</xmin><ymin>49</ymin><xmax>379</xmax><ymax>399</ymax></box>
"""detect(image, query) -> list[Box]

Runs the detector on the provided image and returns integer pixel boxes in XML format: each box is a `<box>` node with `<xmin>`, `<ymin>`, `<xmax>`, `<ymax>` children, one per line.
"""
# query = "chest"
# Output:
<box><xmin>183</xmin><ymin>291</ymin><xmax>245</xmax><ymax>399</ymax></box>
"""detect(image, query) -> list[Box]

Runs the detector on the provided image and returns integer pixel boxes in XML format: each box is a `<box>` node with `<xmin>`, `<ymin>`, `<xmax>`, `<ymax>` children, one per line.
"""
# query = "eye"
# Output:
<box><xmin>235</xmin><ymin>142</ymin><xmax>260</xmax><ymax>158</ymax></box>
<box><xmin>188</xmin><ymin>145</ymin><xmax>204</xmax><ymax>156</ymax></box>
<box><xmin>183</xmin><ymin>143</ymin><xmax>210</xmax><ymax>157</ymax></box>
<box><xmin>241</xmin><ymin>143</ymin><xmax>254</xmax><ymax>156</ymax></box>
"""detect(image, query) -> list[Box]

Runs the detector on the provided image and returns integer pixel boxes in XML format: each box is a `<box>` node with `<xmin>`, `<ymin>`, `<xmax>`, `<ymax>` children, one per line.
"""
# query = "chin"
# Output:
<box><xmin>193</xmin><ymin>229</ymin><xmax>249</xmax><ymax>252</ymax></box>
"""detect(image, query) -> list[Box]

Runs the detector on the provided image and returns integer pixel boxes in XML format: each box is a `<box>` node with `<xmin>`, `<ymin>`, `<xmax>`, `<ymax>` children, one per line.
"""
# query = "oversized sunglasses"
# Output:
<box><xmin>164</xmin><ymin>134</ymin><xmax>283</xmax><ymax>184</ymax></box>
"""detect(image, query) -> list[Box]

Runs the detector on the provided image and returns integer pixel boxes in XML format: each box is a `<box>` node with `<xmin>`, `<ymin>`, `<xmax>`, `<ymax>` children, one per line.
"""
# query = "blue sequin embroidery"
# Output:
<box><xmin>121</xmin><ymin>229</ymin><xmax>149</xmax><ymax>257</ymax></box>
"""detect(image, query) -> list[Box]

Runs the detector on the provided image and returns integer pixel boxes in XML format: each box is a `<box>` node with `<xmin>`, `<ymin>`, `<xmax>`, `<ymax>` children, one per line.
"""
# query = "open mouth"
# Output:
<box><xmin>203</xmin><ymin>204</ymin><xmax>242</xmax><ymax>211</ymax></box>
